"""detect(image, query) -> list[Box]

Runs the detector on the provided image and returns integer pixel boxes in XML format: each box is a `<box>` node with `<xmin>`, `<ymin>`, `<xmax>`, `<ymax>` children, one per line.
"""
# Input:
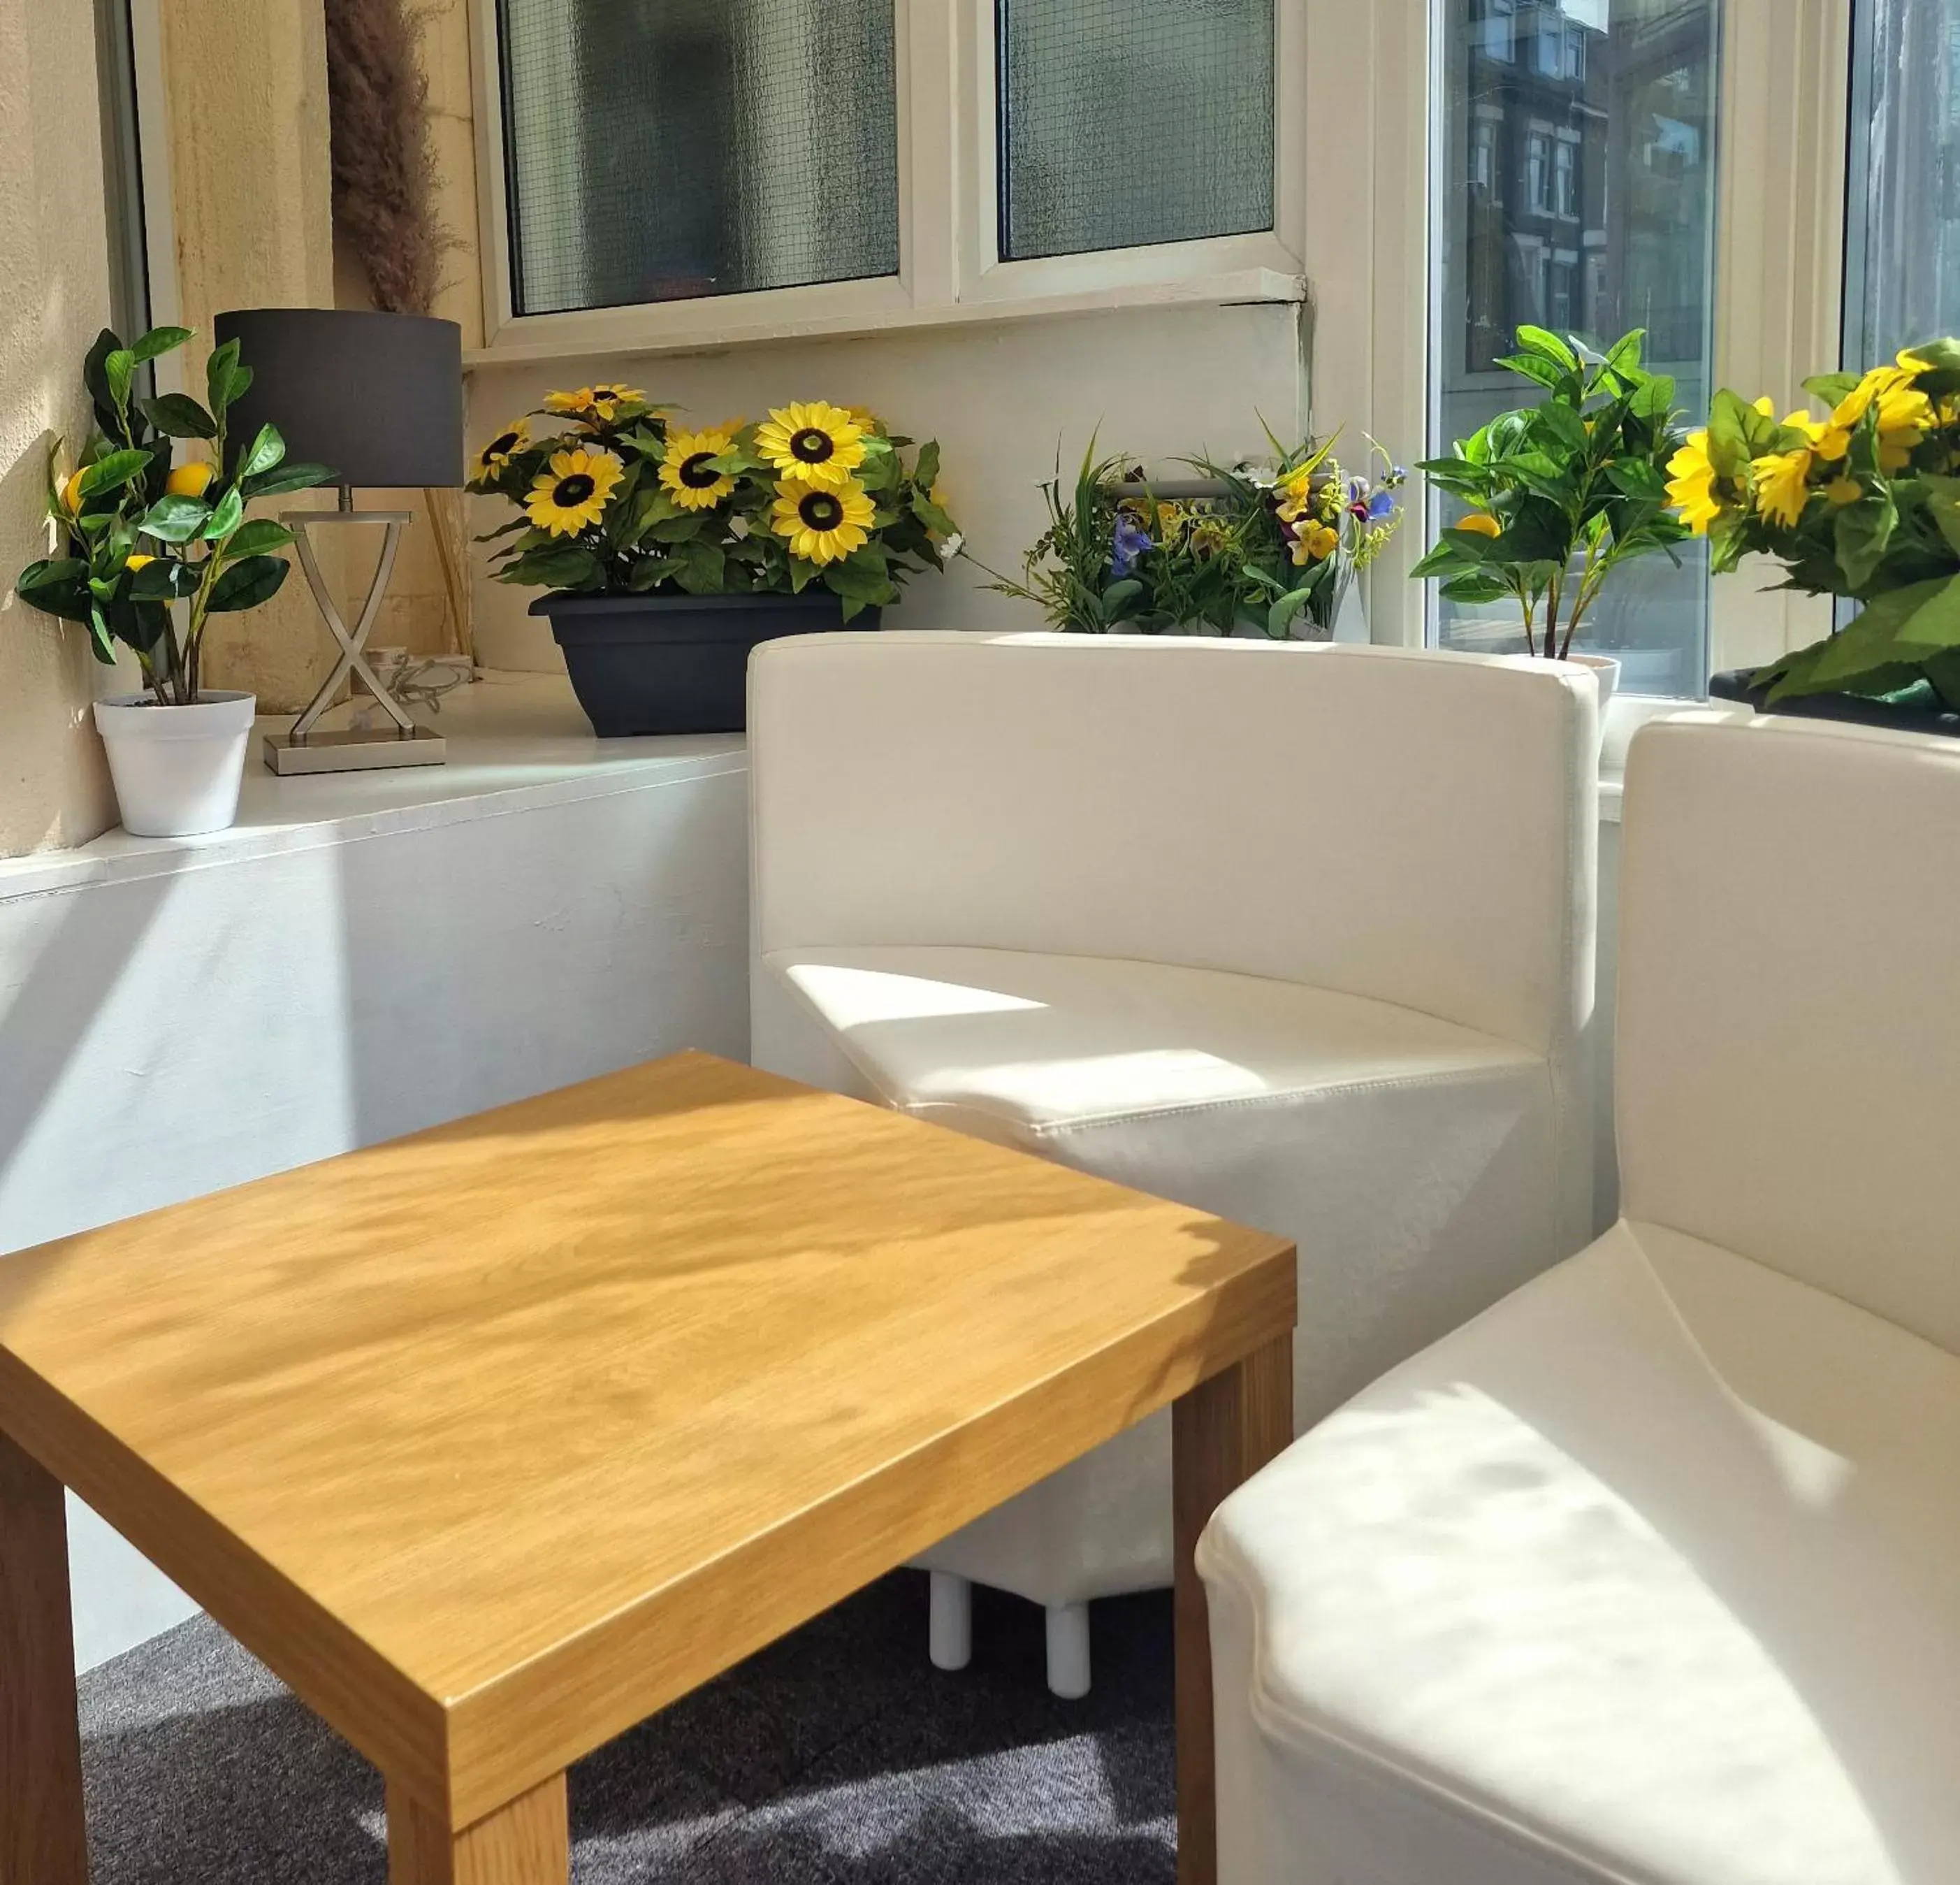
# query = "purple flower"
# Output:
<box><xmin>1111</xmin><ymin>517</ymin><xmax>1153</xmax><ymax>579</ymax></box>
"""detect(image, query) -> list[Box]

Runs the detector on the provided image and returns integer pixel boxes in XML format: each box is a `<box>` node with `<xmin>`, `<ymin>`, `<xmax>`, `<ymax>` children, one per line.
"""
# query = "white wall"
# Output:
<box><xmin>467</xmin><ymin>301</ymin><xmax>1307</xmax><ymax>669</ymax></box>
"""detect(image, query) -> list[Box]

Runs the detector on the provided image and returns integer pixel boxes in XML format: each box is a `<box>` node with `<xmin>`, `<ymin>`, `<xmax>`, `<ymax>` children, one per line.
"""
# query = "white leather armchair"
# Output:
<box><xmin>749</xmin><ymin>630</ymin><xmax>1599</xmax><ymax>1694</ymax></box>
<box><xmin>1198</xmin><ymin>712</ymin><xmax>1960</xmax><ymax>1884</ymax></box>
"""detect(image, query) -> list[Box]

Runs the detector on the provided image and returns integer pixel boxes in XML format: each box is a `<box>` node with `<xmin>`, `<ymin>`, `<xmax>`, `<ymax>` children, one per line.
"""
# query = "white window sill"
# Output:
<box><xmin>0</xmin><ymin>673</ymin><xmax>747</xmax><ymax>905</ymax></box>
<box><xmin>463</xmin><ymin>268</ymin><xmax>1307</xmax><ymax>371</ymax></box>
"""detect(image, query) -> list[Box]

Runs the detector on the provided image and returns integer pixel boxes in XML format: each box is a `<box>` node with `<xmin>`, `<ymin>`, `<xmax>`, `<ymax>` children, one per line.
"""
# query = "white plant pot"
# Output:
<box><xmin>93</xmin><ymin>691</ymin><xmax>256</xmax><ymax>837</ymax></box>
<box><xmin>1565</xmin><ymin>652</ymin><xmax>1620</xmax><ymax>721</ymax></box>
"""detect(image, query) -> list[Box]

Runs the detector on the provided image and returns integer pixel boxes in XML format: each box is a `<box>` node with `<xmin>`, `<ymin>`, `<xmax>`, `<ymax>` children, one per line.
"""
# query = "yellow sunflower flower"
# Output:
<box><xmin>1816</xmin><ymin>356</ymin><xmax>1935</xmax><ymax>465</ymax></box>
<box><xmin>1750</xmin><ymin>447</ymin><xmax>1815</xmax><ymax>529</ymax></box>
<box><xmin>755</xmin><ymin>400</ymin><xmax>866</xmax><ymax>489</ymax></box>
<box><xmin>770</xmin><ymin>475</ymin><xmax>875</xmax><ymax>565</ymax></box>
<box><xmin>474</xmin><ymin>418</ymin><xmax>530</xmax><ymax>479</ymax></box>
<box><xmin>845</xmin><ymin>405</ymin><xmax>883</xmax><ymax>435</ymax></box>
<box><xmin>543</xmin><ymin>384</ymin><xmax>646</xmax><ymax>426</ymax></box>
<box><xmin>658</xmin><ymin>421</ymin><xmax>743</xmax><ymax>511</ymax></box>
<box><xmin>525</xmin><ymin>447</ymin><xmax>623</xmax><ymax>537</ymax></box>
<box><xmin>1666</xmin><ymin>431</ymin><xmax>1724</xmax><ymax>535</ymax></box>
<box><xmin>1290</xmin><ymin>520</ymin><xmax>1340</xmax><ymax>565</ymax></box>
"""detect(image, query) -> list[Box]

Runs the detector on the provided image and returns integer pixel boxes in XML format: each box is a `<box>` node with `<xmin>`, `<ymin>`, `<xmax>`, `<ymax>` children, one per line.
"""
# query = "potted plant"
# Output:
<box><xmin>467</xmin><ymin>388</ymin><xmax>961</xmax><ymax>735</ymax></box>
<box><xmin>15</xmin><ymin>326</ymin><xmax>334</xmax><ymax>836</ymax></box>
<box><xmin>1411</xmin><ymin>326</ymin><xmax>1691</xmax><ymax>713</ymax></box>
<box><xmin>1672</xmin><ymin>340</ymin><xmax>1960</xmax><ymax>734</ymax></box>
<box><xmin>986</xmin><ymin>432</ymin><xmax>1405</xmax><ymax>638</ymax></box>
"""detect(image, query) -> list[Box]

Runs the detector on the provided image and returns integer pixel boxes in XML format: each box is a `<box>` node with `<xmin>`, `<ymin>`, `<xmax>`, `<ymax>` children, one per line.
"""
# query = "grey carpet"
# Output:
<box><xmin>78</xmin><ymin>1571</ymin><xmax>1175</xmax><ymax>1882</ymax></box>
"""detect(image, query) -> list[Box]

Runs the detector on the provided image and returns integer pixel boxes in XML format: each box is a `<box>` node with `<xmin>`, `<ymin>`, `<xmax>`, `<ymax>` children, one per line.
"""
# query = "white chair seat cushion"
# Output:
<box><xmin>763</xmin><ymin>944</ymin><xmax>1574</xmax><ymax>1608</ymax></box>
<box><xmin>1198</xmin><ymin>1218</ymin><xmax>1960</xmax><ymax>1885</ymax></box>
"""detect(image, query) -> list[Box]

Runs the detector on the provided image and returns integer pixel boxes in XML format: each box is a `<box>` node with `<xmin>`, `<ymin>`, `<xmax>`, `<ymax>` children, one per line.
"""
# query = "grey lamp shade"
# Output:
<box><xmin>212</xmin><ymin>308</ymin><xmax>463</xmax><ymax>490</ymax></box>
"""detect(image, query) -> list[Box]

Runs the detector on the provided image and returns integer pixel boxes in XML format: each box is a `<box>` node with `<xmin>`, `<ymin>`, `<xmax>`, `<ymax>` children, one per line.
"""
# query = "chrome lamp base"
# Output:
<box><xmin>264</xmin><ymin>500</ymin><xmax>448</xmax><ymax>774</ymax></box>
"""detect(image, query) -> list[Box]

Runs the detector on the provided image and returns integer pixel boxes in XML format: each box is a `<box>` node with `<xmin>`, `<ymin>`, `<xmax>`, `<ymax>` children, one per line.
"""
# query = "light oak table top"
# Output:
<box><xmin>0</xmin><ymin>1050</ymin><xmax>1294</xmax><ymax>1884</ymax></box>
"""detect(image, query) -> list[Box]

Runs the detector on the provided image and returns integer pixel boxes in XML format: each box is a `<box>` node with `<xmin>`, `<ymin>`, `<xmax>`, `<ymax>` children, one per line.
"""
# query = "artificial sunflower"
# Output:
<box><xmin>755</xmin><ymin>400</ymin><xmax>866</xmax><ymax>489</ymax></box>
<box><xmin>544</xmin><ymin>384</ymin><xmax>646</xmax><ymax>426</ymax></box>
<box><xmin>474</xmin><ymin>418</ymin><xmax>530</xmax><ymax>479</ymax></box>
<box><xmin>1814</xmin><ymin>352</ymin><xmax>1935</xmax><ymax>468</ymax></box>
<box><xmin>770</xmin><ymin>475</ymin><xmax>875</xmax><ymax>565</ymax></box>
<box><xmin>525</xmin><ymin>447</ymin><xmax>623</xmax><ymax>537</ymax></box>
<box><xmin>1665</xmin><ymin>431</ymin><xmax>1723</xmax><ymax>535</ymax></box>
<box><xmin>1750</xmin><ymin>447</ymin><xmax>1814</xmax><ymax>530</ymax></box>
<box><xmin>658</xmin><ymin>421</ymin><xmax>743</xmax><ymax>511</ymax></box>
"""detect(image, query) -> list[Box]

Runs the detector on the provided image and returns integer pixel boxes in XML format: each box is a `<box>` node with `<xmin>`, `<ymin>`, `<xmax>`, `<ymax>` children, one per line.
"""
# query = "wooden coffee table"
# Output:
<box><xmin>0</xmin><ymin>1051</ymin><xmax>1293</xmax><ymax>1884</ymax></box>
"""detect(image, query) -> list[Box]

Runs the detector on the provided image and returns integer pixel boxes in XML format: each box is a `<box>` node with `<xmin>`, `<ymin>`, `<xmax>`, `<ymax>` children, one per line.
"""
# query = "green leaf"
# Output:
<box><xmin>202</xmin><ymin>484</ymin><xmax>245</xmax><ymax>541</ymax></box>
<box><xmin>128</xmin><ymin>557</ymin><xmax>199</xmax><ymax>601</ymax></box>
<box><xmin>1892</xmin><ymin>573</ymin><xmax>1960</xmax><ymax>651</ymax></box>
<box><xmin>913</xmin><ymin>440</ymin><xmax>941</xmax><ymax>492</ymax></box>
<box><xmin>514</xmin><ymin>544</ymin><xmax>604</xmax><ymax>591</ymax></box>
<box><xmin>1098</xmin><ymin>577</ymin><xmax>1143</xmax><ymax>623</ymax></box>
<box><xmin>1495</xmin><ymin>352</ymin><xmax>1570</xmax><ymax>393</ymax></box>
<box><xmin>240</xmin><ymin>461</ymin><xmax>335</xmax><ymax>500</ymax></box>
<box><xmin>104</xmin><ymin>349</ymin><xmax>136</xmax><ymax>411</ymax></box>
<box><xmin>130</xmin><ymin>325</ymin><xmax>193</xmax><ymax>365</ymax></box>
<box><xmin>221</xmin><ymin>517</ymin><xmax>296</xmax><ymax>561</ymax></box>
<box><xmin>909</xmin><ymin>489</ymin><xmax>957</xmax><ymax>537</ymax></box>
<box><xmin>672</xmin><ymin>540</ymin><xmax>727</xmax><ymax>595</ymax></box>
<box><xmin>1267</xmin><ymin>586</ymin><xmax>1314</xmax><ymax>637</ymax></box>
<box><xmin>205</xmin><ymin>338</ymin><xmax>243</xmax><ymax>417</ymax></box>
<box><xmin>136</xmin><ymin>493</ymin><xmax>213</xmax><ymax>542</ymax></box>
<box><xmin>82</xmin><ymin>329</ymin><xmax>121</xmax><ymax>426</ymax></box>
<box><xmin>1834</xmin><ymin>490</ymin><xmax>1898</xmax><ymax>590</ymax></box>
<box><xmin>205</xmin><ymin>554</ymin><xmax>290</xmax><ymax>613</ymax></box>
<box><xmin>78</xmin><ymin>448</ymin><xmax>152</xmax><ymax>499</ymax></box>
<box><xmin>1513</xmin><ymin>325</ymin><xmax>1581</xmax><ymax>371</ymax></box>
<box><xmin>647</xmin><ymin>512</ymin><xmax>706</xmax><ymax>544</ymax></box>
<box><xmin>138</xmin><ymin>392</ymin><xmax>219</xmax><ymax>440</ymax></box>
<box><xmin>239</xmin><ymin>424</ymin><xmax>286</xmax><ymax>479</ymax></box>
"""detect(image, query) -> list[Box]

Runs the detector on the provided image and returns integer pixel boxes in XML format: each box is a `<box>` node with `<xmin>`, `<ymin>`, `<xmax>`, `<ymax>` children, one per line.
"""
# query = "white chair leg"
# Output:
<box><xmin>1045</xmin><ymin>1601</ymin><xmax>1091</xmax><ymax>1698</ymax></box>
<box><xmin>928</xmin><ymin>1570</ymin><xmax>972</xmax><ymax>1670</ymax></box>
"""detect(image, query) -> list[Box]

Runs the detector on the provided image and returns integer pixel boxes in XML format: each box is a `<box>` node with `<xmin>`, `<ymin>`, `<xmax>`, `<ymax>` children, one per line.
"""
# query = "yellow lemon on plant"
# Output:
<box><xmin>60</xmin><ymin>468</ymin><xmax>89</xmax><ymax>513</ymax></box>
<box><xmin>1456</xmin><ymin>512</ymin><xmax>1504</xmax><ymax>537</ymax></box>
<box><xmin>166</xmin><ymin>460</ymin><xmax>215</xmax><ymax>498</ymax></box>
<box><xmin>125</xmin><ymin>553</ymin><xmax>154</xmax><ymax>571</ymax></box>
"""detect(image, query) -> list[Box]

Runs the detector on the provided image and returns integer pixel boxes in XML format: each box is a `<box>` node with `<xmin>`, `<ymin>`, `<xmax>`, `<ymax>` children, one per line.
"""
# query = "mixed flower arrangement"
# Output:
<box><xmin>468</xmin><ymin>387</ymin><xmax>960</xmax><ymax>620</ymax></box>
<box><xmin>989</xmin><ymin>431</ymin><xmax>1404</xmax><ymax>637</ymax></box>
<box><xmin>15</xmin><ymin>325</ymin><xmax>334</xmax><ymax>704</ymax></box>
<box><xmin>1413</xmin><ymin>326</ymin><xmax>1690</xmax><ymax>660</ymax></box>
<box><xmin>1666</xmin><ymin>339</ymin><xmax>1960</xmax><ymax>708</ymax></box>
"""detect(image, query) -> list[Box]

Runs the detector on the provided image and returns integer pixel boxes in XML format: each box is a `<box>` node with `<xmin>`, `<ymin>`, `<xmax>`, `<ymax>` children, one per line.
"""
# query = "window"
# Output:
<box><xmin>1564</xmin><ymin>23</ymin><xmax>1588</xmax><ymax>80</ymax></box>
<box><xmin>1534</xmin><ymin>10</ymin><xmax>1563</xmax><ymax>75</ymax></box>
<box><xmin>1431</xmin><ymin>0</ymin><xmax>1721</xmax><ymax>698</ymax></box>
<box><xmin>1527</xmin><ymin>127</ymin><xmax>1553</xmax><ymax>214</ymax></box>
<box><xmin>1481</xmin><ymin>0</ymin><xmax>1517</xmax><ymax>63</ymax></box>
<box><xmin>1553</xmin><ymin>135</ymin><xmax>1578</xmax><ymax>218</ymax></box>
<box><xmin>996</xmin><ymin>0</ymin><xmax>1275</xmax><ymax>262</ymax></box>
<box><xmin>496</xmin><ymin>0</ymin><xmax>901</xmax><ymax>317</ymax></box>
<box><xmin>1845</xmin><ymin>0</ymin><xmax>1960</xmax><ymax>365</ymax></box>
<box><xmin>94</xmin><ymin>0</ymin><xmax>150</xmax><ymax>340</ymax></box>
<box><xmin>1472</xmin><ymin>117</ymin><xmax>1500</xmax><ymax>196</ymax></box>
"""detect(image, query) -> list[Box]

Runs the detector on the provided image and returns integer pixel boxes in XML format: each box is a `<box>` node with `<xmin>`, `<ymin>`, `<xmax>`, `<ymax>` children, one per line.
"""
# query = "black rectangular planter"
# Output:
<box><xmin>530</xmin><ymin>591</ymin><xmax>878</xmax><ymax>736</ymax></box>
<box><xmin>1709</xmin><ymin>667</ymin><xmax>1959</xmax><ymax>739</ymax></box>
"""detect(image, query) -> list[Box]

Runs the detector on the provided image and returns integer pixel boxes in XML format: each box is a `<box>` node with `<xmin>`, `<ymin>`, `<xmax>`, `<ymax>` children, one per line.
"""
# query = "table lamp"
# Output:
<box><xmin>214</xmin><ymin>308</ymin><xmax>463</xmax><ymax>775</ymax></box>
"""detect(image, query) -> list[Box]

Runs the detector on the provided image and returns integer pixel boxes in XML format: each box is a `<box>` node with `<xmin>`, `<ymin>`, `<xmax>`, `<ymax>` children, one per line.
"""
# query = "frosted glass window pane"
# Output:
<box><xmin>998</xmin><ymin>0</ymin><xmax>1275</xmax><ymax>261</ymax></box>
<box><xmin>1846</xmin><ymin>0</ymin><xmax>1960</xmax><ymax>363</ymax></box>
<box><xmin>1430</xmin><ymin>0</ymin><xmax>1720</xmax><ymax>698</ymax></box>
<box><xmin>498</xmin><ymin>0</ymin><xmax>899</xmax><ymax>317</ymax></box>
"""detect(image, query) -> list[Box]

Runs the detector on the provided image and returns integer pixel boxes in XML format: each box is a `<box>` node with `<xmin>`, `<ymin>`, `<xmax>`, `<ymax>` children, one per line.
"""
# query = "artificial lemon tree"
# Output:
<box><xmin>469</xmin><ymin>391</ymin><xmax>958</xmax><ymax>620</ymax></box>
<box><xmin>15</xmin><ymin>326</ymin><xmax>334</xmax><ymax>703</ymax></box>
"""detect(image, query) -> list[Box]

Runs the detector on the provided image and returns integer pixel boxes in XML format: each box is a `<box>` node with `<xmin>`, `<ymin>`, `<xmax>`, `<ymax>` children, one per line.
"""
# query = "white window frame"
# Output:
<box><xmin>467</xmin><ymin>0</ymin><xmax>1308</xmax><ymax>367</ymax></box>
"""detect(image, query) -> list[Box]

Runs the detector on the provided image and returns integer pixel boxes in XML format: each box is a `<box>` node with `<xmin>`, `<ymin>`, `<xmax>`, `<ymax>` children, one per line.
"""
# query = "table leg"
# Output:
<box><xmin>388</xmin><ymin>1772</ymin><xmax>569</xmax><ymax>1885</ymax></box>
<box><xmin>1172</xmin><ymin>1335</ymin><xmax>1293</xmax><ymax>1885</ymax></box>
<box><xmin>0</xmin><ymin>1431</ymin><xmax>88</xmax><ymax>1885</ymax></box>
